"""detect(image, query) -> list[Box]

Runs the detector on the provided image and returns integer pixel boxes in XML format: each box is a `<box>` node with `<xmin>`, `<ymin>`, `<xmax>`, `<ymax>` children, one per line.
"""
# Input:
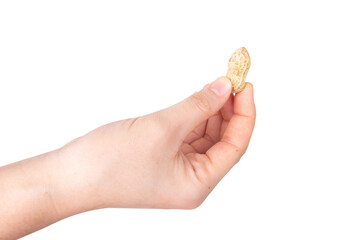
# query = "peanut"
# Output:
<box><xmin>226</xmin><ymin>47</ymin><xmax>251</xmax><ymax>93</ymax></box>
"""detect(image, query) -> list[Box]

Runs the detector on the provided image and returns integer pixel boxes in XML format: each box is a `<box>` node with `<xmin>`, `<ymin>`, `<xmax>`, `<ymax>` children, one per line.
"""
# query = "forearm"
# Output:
<box><xmin>0</xmin><ymin>144</ymin><xmax>100</xmax><ymax>239</ymax></box>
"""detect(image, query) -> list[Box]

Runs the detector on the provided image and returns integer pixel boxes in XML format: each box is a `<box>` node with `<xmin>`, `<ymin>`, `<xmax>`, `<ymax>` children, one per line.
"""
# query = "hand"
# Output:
<box><xmin>0</xmin><ymin>77</ymin><xmax>255</xmax><ymax>238</ymax></box>
<box><xmin>54</xmin><ymin>77</ymin><xmax>256</xmax><ymax>211</ymax></box>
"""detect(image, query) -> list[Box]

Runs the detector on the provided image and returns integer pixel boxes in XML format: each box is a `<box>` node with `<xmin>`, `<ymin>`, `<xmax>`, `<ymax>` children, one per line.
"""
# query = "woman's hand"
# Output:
<box><xmin>0</xmin><ymin>77</ymin><xmax>255</xmax><ymax>239</ymax></box>
<box><xmin>56</xmin><ymin>77</ymin><xmax>256</xmax><ymax>211</ymax></box>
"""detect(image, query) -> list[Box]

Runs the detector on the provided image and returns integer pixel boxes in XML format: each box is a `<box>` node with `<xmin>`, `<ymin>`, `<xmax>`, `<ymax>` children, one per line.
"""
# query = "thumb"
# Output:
<box><xmin>160</xmin><ymin>77</ymin><xmax>232</xmax><ymax>138</ymax></box>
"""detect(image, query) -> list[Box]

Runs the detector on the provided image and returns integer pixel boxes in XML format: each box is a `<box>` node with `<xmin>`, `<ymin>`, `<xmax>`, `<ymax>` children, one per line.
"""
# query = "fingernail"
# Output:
<box><xmin>209</xmin><ymin>78</ymin><xmax>231</xmax><ymax>96</ymax></box>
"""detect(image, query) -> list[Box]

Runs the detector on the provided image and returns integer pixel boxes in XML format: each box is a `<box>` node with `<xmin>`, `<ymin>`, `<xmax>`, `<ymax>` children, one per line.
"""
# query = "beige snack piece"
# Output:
<box><xmin>226</xmin><ymin>47</ymin><xmax>251</xmax><ymax>93</ymax></box>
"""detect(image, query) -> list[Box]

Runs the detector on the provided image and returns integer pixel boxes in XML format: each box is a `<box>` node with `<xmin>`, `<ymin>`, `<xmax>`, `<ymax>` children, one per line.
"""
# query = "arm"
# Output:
<box><xmin>0</xmin><ymin>77</ymin><xmax>256</xmax><ymax>239</ymax></box>
<box><xmin>0</xmin><ymin>149</ymin><xmax>100</xmax><ymax>239</ymax></box>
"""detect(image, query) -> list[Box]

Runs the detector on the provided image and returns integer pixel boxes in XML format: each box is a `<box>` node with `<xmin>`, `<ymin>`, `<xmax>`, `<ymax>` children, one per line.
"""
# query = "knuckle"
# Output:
<box><xmin>189</xmin><ymin>91</ymin><xmax>211</xmax><ymax>114</ymax></box>
<box><xmin>126</xmin><ymin>117</ymin><xmax>140</xmax><ymax>130</ymax></box>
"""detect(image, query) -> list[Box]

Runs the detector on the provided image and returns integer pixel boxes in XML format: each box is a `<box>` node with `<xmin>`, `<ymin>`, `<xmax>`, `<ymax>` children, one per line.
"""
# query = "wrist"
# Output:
<box><xmin>0</xmin><ymin>138</ymin><xmax>105</xmax><ymax>239</ymax></box>
<box><xmin>0</xmin><ymin>150</ymin><xmax>82</xmax><ymax>238</ymax></box>
<box><xmin>49</xmin><ymin>140</ymin><xmax>106</xmax><ymax>219</ymax></box>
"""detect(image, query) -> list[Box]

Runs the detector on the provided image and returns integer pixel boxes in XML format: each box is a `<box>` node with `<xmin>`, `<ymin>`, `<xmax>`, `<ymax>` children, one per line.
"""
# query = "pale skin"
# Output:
<box><xmin>0</xmin><ymin>77</ymin><xmax>256</xmax><ymax>239</ymax></box>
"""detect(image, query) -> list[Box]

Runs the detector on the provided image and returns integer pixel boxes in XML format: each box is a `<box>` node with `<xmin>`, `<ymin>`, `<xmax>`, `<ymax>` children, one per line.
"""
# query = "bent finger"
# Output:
<box><xmin>206</xmin><ymin>83</ymin><xmax>256</xmax><ymax>181</ymax></box>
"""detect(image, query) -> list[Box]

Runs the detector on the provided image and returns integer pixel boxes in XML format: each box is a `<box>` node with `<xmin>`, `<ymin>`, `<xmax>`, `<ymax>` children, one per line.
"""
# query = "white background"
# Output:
<box><xmin>1</xmin><ymin>0</ymin><xmax>359</xmax><ymax>239</ymax></box>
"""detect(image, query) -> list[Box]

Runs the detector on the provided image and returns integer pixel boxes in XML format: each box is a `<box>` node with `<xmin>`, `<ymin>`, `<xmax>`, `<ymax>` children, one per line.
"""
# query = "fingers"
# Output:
<box><xmin>204</xmin><ymin>112</ymin><xmax>222</xmax><ymax>143</ymax></box>
<box><xmin>183</xmin><ymin>121</ymin><xmax>207</xmax><ymax>144</ymax></box>
<box><xmin>206</xmin><ymin>83</ymin><xmax>256</xmax><ymax>181</ymax></box>
<box><xmin>189</xmin><ymin>112</ymin><xmax>222</xmax><ymax>153</ymax></box>
<box><xmin>159</xmin><ymin>77</ymin><xmax>232</xmax><ymax>140</ymax></box>
<box><xmin>220</xmin><ymin>94</ymin><xmax>234</xmax><ymax>121</ymax></box>
<box><xmin>186</xmin><ymin>112</ymin><xmax>222</xmax><ymax>153</ymax></box>
<box><xmin>190</xmin><ymin>137</ymin><xmax>214</xmax><ymax>154</ymax></box>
